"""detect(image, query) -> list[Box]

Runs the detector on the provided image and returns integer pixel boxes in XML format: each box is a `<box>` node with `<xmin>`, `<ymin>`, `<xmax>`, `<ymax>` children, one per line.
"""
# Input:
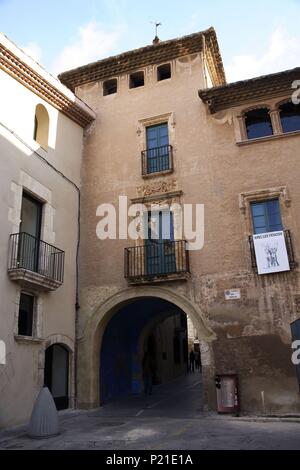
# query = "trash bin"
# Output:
<box><xmin>215</xmin><ymin>374</ymin><xmax>240</xmax><ymax>414</ymax></box>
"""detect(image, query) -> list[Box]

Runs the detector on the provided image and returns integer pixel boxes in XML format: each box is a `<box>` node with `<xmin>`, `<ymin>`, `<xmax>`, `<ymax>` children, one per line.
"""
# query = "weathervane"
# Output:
<box><xmin>151</xmin><ymin>21</ymin><xmax>162</xmax><ymax>44</ymax></box>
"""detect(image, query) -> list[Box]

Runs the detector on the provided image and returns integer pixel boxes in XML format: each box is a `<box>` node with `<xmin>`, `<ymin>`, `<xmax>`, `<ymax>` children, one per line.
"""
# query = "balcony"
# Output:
<box><xmin>124</xmin><ymin>240</ymin><xmax>190</xmax><ymax>284</ymax></box>
<box><xmin>249</xmin><ymin>229</ymin><xmax>297</xmax><ymax>273</ymax></box>
<box><xmin>8</xmin><ymin>232</ymin><xmax>65</xmax><ymax>291</ymax></box>
<box><xmin>141</xmin><ymin>144</ymin><xmax>173</xmax><ymax>176</ymax></box>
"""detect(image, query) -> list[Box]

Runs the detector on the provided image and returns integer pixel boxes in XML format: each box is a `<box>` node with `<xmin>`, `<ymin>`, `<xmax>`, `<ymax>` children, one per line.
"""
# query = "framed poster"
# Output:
<box><xmin>253</xmin><ymin>231</ymin><xmax>290</xmax><ymax>275</ymax></box>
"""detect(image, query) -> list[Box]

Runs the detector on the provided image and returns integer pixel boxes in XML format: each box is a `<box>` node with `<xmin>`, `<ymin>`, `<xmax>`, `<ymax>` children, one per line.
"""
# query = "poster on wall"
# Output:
<box><xmin>253</xmin><ymin>231</ymin><xmax>290</xmax><ymax>275</ymax></box>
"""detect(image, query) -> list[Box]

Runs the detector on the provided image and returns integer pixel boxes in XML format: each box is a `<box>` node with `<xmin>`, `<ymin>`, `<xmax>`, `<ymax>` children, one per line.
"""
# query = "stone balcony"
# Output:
<box><xmin>8</xmin><ymin>232</ymin><xmax>65</xmax><ymax>291</ymax></box>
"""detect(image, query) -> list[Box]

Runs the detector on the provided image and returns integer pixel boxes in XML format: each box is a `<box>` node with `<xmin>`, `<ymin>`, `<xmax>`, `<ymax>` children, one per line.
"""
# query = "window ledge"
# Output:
<box><xmin>127</xmin><ymin>272</ymin><xmax>191</xmax><ymax>285</ymax></box>
<box><xmin>33</xmin><ymin>141</ymin><xmax>48</xmax><ymax>153</ymax></box>
<box><xmin>14</xmin><ymin>335</ymin><xmax>43</xmax><ymax>344</ymax></box>
<box><xmin>142</xmin><ymin>169</ymin><xmax>174</xmax><ymax>179</ymax></box>
<box><xmin>237</xmin><ymin>129</ymin><xmax>300</xmax><ymax>146</ymax></box>
<box><xmin>157</xmin><ymin>78</ymin><xmax>172</xmax><ymax>84</ymax></box>
<box><xmin>8</xmin><ymin>268</ymin><xmax>63</xmax><ymax>291</ymax></box>
<box><xmin>129</xmin><ymin>86</ymin><xmax>145</xmax><ymax>91</ymax></box>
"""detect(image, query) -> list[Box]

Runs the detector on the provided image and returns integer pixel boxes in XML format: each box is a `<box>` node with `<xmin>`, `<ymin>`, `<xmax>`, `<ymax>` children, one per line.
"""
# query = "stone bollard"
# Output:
<box><xmin>28</xmin><ymin>386</ymin><xmax>59</xmax><ymax>439</ymax></box>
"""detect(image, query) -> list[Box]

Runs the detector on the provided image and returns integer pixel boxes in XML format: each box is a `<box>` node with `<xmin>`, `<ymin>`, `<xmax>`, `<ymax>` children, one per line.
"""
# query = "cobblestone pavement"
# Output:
<box><xmin>1</xmin><ymin>374</ymin><xmax>300</xmax><ymax>450</ymax></box>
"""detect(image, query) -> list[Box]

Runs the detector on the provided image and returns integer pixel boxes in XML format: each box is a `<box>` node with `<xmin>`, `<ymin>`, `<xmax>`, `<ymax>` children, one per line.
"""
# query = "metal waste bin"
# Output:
<box><xmin>215</xmin><ymin>374</ymin><xmax>240</xmax><ymax>414</ymax></box>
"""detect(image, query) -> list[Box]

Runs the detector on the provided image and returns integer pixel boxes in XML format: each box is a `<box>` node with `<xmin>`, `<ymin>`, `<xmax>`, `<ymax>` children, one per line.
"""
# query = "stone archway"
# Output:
<box><xmin>77</xmin><ymin>286</ymin><xmax>216</xmax><ymax>410</ymax></box>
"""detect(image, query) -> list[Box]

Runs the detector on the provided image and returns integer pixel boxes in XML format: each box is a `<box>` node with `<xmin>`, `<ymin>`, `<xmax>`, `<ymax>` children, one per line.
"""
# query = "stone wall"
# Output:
<box><xmin>76</xmin><ymin>50</ymin><xmax>300</xmax><ymax>414</ymax></box>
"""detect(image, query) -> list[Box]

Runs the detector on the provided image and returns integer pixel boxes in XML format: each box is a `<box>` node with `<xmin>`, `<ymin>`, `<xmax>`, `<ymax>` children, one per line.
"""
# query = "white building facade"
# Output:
<box><xmin>0</xmin><ymin>33</ymin><xmax>95</xmax><ymax>428</ymax></box>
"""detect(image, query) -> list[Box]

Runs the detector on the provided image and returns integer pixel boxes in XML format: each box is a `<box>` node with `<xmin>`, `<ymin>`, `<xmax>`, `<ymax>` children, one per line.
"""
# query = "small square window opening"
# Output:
<box><xmin>103</xmin><ymin>78</ymin><xmax>118</xmax><ymax>96</ymax></box>
<box><xmin>129</xmin><ymin>71</ymin><xmax>144</xmax><ymax>89</ymax></box>
<box><xmin>157</xmin><ymin>64</ymin><xmax>171</xmax><ymax>81</ymax></box>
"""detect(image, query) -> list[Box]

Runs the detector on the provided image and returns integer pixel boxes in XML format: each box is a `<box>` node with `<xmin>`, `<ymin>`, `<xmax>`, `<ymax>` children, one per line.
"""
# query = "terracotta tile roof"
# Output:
<box><xmin>199</xmin><ymin>67</ymin><xmax>300</xmax><ymax>113</ymax></box>
<box><xmin>59</xmin><ymin>27</ymin><xmax>226</xmax><ymax>91</ymax></box>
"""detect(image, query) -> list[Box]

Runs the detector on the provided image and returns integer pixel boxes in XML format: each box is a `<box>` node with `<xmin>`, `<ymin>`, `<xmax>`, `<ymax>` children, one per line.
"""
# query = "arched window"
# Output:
<box><xmin>244</xmin><ymin>108</ymin><xmax>273</xmax><ymax>140</ymax></box>
<box><xmin>33</xmin><ymin>104</ymin><xmax>49</xmax><ymax>149</ymax></box>
<box><xmin>279</xmin><ymin>101</ymin><xmax>300</xmax><ymax>133</ymax></box>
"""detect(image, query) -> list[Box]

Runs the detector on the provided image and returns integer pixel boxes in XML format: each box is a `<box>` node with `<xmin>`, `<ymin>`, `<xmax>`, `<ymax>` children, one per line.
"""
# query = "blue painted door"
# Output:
<box><xmin>146</xmin><ymin>211</ymin><xmax>176</xmax><ymax>275</ymax></box>
<box><xmin>146</xmin><ymin>123</ymin><xmax>169</xmax><ymax>173</ymax></box>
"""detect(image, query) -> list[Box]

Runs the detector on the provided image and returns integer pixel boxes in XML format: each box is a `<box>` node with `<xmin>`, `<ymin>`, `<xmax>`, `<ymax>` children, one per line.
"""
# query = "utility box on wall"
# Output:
<box><xmin>215</xmin><ymin>374</ymin><xmax>240</xmax><ymax>414</ymax></box>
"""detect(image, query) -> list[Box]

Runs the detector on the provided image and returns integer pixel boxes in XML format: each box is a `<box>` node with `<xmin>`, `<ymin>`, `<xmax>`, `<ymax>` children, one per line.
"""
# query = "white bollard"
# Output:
<box><xmin>28</xmin><ymin>386</ymin><xmax>59</xmax><ymax>439</ymax></box>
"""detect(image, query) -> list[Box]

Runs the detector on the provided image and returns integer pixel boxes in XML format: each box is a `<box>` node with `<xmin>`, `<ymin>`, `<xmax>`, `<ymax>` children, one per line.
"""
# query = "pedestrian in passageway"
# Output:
<box><xmin>195</xmin><ymin>350</ymin><xmax>201</xmax><ymax>371</ymax></box>
<box><xmin>142</xmin><ymin>351</ymin><xmax>155</xmax><ymax>395</ymax></box>
<box><xmin>189</xmin><ymin>350</ymin><xmax>195</xmax><ymax>373</ymax></box>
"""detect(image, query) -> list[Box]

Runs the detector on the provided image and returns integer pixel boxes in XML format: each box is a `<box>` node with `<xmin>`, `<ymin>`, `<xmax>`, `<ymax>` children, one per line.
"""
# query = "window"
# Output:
<box><xmin>19</xmin><ymin>192</ymin><xmax>43</xmax><ymax>272</ymax></box>
<box><xmin>20</xmin><ymin>192</ymin><xmax>42</xmax><ymax>239</ymax></box>
<box><xmin>251</xmin><ymin>199</ymin><xmax>283</xmax><ymax>234</ymax></box>
<box><xmin>157</xmin><ymin>63</ymin><xmax>171</xmax><ymax>81</ymax></box>
<box><xmin>245</xmin><ymin>108</ymin><xmax>273</xmax><ymax>140</ymax></box>
<box><xmin>34</xmin><ymin>104</ymin><xmax>49</xmax><ymax>149</ymax></box>
<box><xmin>146</xmin><ymin>210</ymin><xmax>174</xmax><ymax>241</ymax></box>
<box><xmin>129</xmin><ymin>71</ymin><xmax>144</xmax><ymax>88</ymax></box>
<box><xmin>145</xmin><ymin>210</ymin><xmax>176</xmax><ymax>275</ymax></box>
<box><xmin>18</xmin><ymin>293</ymin><xmax>34</xmax><ymax>336</ymax></box>
<box><xmin>145</xmin><ymin>123</ymin><xmax>170</xmax><ymax>174</ymax></box>
<box><xmin>103</xmin><ymin>78</ymin><xmax>117</xmax><ymax>96</ymax></box>
<box><xmin>279</xmin><ymin>102</ymin><xmax>300</xmax><ymax>133</ymax></box>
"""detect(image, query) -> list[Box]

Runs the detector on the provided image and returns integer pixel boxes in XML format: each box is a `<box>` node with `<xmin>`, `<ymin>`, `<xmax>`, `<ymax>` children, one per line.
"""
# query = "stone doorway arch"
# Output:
<box><xmin>77</xmin><ymin>286</ymin><xmax>216</xmax><ymax>410</ymax></box>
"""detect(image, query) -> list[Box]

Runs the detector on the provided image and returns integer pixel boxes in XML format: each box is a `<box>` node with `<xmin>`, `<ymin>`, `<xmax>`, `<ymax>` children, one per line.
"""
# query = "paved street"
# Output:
<box><xmin>1</xmin><ymin>373</ymin><xmax>300</xmax><ymax>450</ymax></box>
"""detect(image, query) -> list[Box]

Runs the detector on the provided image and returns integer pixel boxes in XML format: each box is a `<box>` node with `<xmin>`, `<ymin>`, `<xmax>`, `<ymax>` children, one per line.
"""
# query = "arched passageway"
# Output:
<box><xmin>78</xmin><ymin>286</ymin><xmax>215</xmax><ymax>411</ymax></box>
<box><xmin>99</xmin><ymin>297</ymin><xmax>201</xmax><ymax>404</ymax></box>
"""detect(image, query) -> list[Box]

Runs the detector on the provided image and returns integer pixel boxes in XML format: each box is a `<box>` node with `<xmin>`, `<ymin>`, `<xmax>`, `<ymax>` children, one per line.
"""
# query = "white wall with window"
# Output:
<box><xmin>0</xmin><ymin>33</ymin><xmax>95</xmax><ymax>428</ymax></box>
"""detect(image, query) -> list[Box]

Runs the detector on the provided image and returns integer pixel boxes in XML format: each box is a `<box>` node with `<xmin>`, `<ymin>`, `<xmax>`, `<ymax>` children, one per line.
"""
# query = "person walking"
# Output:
<box><xmin>142</xmin><ymin>351</ymin><xmax>154</xmax><ymax>395</ymax></box>
<box><xmin>189</xmin><ymin>350</ymin><xmax>195</xmax><ymax>373</ymax></box>
<box><xmin>195</xmin><ymin>350</ymin><xmax>201</xmax><ymax>370</ymax></box>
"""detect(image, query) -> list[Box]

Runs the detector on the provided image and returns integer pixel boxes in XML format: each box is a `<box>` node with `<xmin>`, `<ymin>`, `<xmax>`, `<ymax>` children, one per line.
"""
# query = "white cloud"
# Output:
<box><xmin>21</xmin><ymin>42</ymin><xmax>42</xmax><ymax>63</ymax></box>
<box><xmin>225</xmin><ymin>28</ymin><xmax>300</xmax><ymax>83</ymax></box>
<box><xmin>52</xmin><ymin>21</ymin><xmax>125</xmax><ymax>76</ymax></box>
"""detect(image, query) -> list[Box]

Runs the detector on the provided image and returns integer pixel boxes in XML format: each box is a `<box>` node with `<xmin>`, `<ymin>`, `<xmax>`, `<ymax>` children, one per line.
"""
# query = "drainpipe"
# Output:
<box><xmin>74</xmin><ymin>188</ymin><xmax>81</xmax><ymax>409</ymax></box>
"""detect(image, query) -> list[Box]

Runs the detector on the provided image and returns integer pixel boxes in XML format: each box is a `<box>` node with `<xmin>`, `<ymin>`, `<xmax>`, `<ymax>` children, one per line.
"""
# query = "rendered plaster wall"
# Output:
<box><xmin>0</xmin><ymin>69</ymin><xmax>83</xmax><ymax>427</ymax></box>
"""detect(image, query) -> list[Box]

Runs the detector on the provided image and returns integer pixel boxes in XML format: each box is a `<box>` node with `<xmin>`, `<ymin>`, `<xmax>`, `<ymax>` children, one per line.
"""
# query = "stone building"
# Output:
<box><xmin>0</xmin><ymin>33</ymin><xmax>95</xmax><ymax>427</ymax></box>
<box><xmin>59</xmin><ymin>27</ymin><xmax>300</xmax><ymax>414</ymax></box>
<box><xmin>1</xmin><ymin>25</ymin><xmax>300</xmax><ymax>428</ymax></box>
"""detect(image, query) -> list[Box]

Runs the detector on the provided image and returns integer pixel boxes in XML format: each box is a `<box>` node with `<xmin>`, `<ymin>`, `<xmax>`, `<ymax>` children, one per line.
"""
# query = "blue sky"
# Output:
<box><xmin>1</xmin><ymin>0</ymin><xmax>300</xmax><ymax>82</ymax></box>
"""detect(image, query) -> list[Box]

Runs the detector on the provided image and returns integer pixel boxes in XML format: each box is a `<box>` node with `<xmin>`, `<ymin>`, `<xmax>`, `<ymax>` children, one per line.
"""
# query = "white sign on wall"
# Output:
<box><xmin>225</xmin><ymin>289</ymin><xmax>241</xmax><ymax>300</ymax></box>
<box><xmin>253</xmin><ymin>231</ymin><xmax>290</xmax><ymax>275</ymax></box>
<box><xmin>0</xmin><ymin>340</ymin><xmax>6</xmax><ymax>365</ymax></box>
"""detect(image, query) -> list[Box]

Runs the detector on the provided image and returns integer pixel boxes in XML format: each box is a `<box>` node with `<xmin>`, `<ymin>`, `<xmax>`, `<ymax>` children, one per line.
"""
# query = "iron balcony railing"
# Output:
<box><xmin>141</xmin><ymin>144</ymin><xmax>173</xmax><ymax>175</ymax></box>
<box><xmin>124</xmin><ymin>240</ymin><xmax>189</xmax><ymax>280</ymax></box>
<box><xmin>249</xmin><ymin>229</ymin><xmax>296</xmax><ymax>272</ymax></box>
<box><xmin>8</xmin><ymin>232</ymin><xmax>65</xmax><ymax>284</ymax></box>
